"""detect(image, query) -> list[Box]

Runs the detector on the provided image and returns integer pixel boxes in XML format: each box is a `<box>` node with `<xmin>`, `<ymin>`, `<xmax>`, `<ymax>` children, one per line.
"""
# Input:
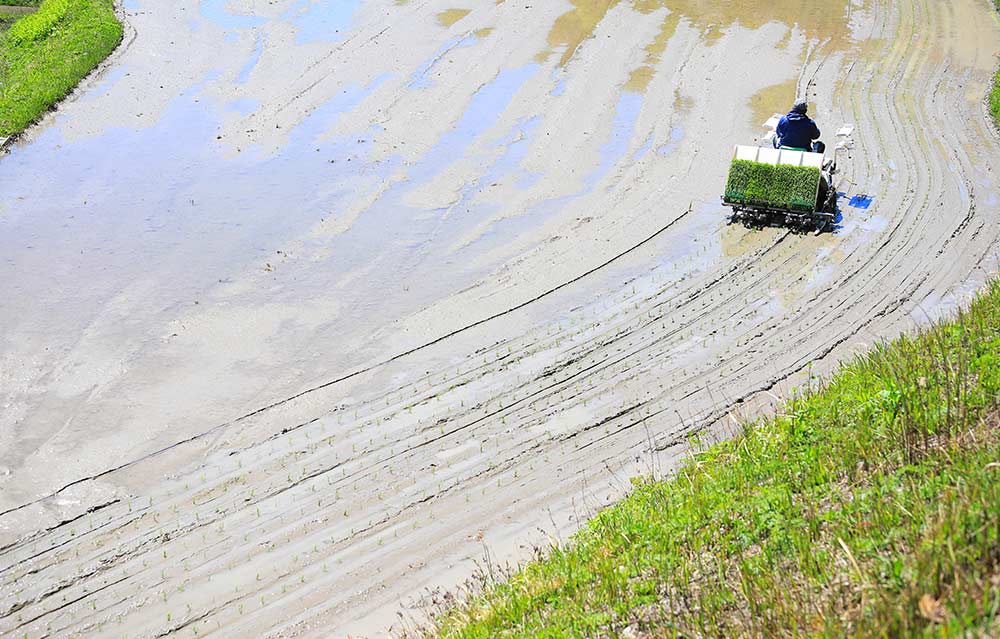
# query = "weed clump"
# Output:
<box><xmin>724</xmin><ymin>159</ymin><xmax>820</xmax><ymax>212</ymax></box>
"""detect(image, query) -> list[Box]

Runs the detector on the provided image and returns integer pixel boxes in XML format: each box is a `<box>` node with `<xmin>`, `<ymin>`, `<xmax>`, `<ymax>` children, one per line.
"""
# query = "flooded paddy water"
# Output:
<box><xmin>1</xmin><ymin>0</ymin><xmax>999</xmax><ymax>636</ymax></box>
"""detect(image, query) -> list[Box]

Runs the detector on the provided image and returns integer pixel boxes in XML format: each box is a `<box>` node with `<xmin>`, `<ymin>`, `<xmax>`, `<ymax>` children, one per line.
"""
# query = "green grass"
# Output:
<box><xmin>0</xmin><ymin>0</ymin><xmax>121</xmax><ymax>137</ymax></box>
<box><xmin>993</xmin><ymin>75</ymin><xmax>1000</xmax><ymax>128</ymax></box>
<box><xmin>992</xmin><ymin>1</ymin><xmax>1000</xmax><ymax>127</ymax></box>
<box><xmin>6</xmin><ymin>0</ymin><xmax>67</xmax><ymax>44</ymax></box>
<box><xmin>427</xmin><ymin>280</ymin><xmax>1000</xmax><ymax>638</ymax></box>
<box><xmin>724</xmin><ymin>159</ymin><xmax>820</xmax><ymax>212</ymax></box>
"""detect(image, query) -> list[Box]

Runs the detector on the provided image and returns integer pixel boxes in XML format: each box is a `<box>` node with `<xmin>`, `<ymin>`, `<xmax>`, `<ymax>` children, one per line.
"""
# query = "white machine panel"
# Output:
<box><xmin>735</xmin><ymin>145</ymin><xmax>760</xmax><ymax>161</ymax></box>
<box><xmin>732</xmin><ymin>144</ymin><xmax>824</xmax><ymax>167</ymax></box>
<box><xmin>777</xmin><ymin>149</ymin><xmax>804</xmax><ymax>166</ymax></box>
<box><xmin>800</xmin><ymin>153</ymin><xmax>824</xmax><ymax>168</ymax></box>
<box><xmin>757</xmin><ymin>148</ymin><xmax>781</xmax><ymax>165</ymax></box>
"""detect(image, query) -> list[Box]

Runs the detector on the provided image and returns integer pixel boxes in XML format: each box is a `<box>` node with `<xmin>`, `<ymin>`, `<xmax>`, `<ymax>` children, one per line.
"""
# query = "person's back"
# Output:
<box><xmin>776</xmin><ymin>99</ymin><xmax>821</xmax><ymax>151</ymax></box>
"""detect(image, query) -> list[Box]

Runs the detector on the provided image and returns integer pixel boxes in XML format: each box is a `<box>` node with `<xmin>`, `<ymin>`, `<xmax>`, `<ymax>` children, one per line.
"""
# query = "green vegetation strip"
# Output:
<box><xmin>429</xmin><ymin>280</ymin><xmax>1000</xmax><ymax>638</ymax></box>
<box><xmin>993</xmin><ymin>77</ymin><xmax>1000</xmax><ymax>128</ymax></box>
<box><xmin>0</xmin><ymin>0</ymin><xmax>121</xmax><ymax>137</ymax></box>
<box><xmin>724</xmin><ymin>159</ymin><xmax>820</xmax><ymax>212</ymax></box>
<box><xmin>992</xmin><ymin>1</ymin><xmax>1000</xmax><ymax>127</ymax></box>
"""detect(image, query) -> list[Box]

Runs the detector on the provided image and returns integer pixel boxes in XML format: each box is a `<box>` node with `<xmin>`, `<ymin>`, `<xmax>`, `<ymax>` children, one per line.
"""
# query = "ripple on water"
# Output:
<box><xmin>281</xmin><ymin>0</ymin><xmax>362</xmax><ymax>44</ymax></box>
<box><xmin>538</xmin><ymin>0</ymin><xmax>864</xmax><ymax>93</ymax></box>
<box><xmin>237</xmin><ymin>34</ymin><xmax>264</xmax><ymax>85</ymax></box>
<box><xmin>200</xmin><ymin>0</ymin><xmax>267</xmax><ymax>31</ymax></box>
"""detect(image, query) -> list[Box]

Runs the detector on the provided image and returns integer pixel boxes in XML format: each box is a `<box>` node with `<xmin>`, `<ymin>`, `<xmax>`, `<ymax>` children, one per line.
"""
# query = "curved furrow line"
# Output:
<box><xmin>4</xmin><ymin>1</ymin><xmax>1000</xmax><ymax>636</ymax></box>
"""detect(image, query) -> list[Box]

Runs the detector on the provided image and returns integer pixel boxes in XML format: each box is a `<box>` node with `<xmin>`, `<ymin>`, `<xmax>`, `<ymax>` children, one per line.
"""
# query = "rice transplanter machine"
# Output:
<box><xmin>722</xmin><ymin>115</ymin><xmax>855</xmax><ymax>234</ymax></box>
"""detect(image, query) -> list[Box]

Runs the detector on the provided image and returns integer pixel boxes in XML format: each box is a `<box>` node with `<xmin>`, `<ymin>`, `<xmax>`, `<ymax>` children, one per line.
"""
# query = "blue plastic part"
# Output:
<box><xmin>848</xmin><ymin>194</ymin><xmax>874</xmax><ymax>209</ymax></box>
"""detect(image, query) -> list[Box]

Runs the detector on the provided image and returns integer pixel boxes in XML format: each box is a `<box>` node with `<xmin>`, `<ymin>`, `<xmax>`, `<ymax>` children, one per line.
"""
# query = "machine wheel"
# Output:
<box><xmin>816</xmin><ymin>175</ymin><xmax>831</xmax><ymax>212</ymax></box>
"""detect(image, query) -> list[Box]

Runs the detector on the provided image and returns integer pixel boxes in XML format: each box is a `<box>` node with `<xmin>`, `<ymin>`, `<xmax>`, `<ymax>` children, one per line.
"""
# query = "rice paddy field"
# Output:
<box><xmin>0</xmin><ymin>0</ymin><xmax>998</xmax><ymax>636</ymax></box>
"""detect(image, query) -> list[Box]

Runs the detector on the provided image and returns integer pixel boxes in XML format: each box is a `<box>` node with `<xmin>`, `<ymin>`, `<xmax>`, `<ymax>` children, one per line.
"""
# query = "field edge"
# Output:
<box><xmin>992</xmin><ymin>1</ymin><xmax>1000</xmax><ymax>127</ymax></box>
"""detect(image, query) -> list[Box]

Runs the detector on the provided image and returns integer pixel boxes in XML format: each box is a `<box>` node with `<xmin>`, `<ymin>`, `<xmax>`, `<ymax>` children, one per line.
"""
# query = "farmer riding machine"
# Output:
<box><xmin>722</xmin><ymin>115</ymin><xmax>854</xmax><ymax>234</ymax></box>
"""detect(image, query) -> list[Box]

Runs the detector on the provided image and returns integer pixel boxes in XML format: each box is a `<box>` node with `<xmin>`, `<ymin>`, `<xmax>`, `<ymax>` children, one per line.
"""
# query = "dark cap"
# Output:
<box><xmin>792</xmin><ymin>99</ymin><xmax>808</xmax><ymax>114</ymax></box>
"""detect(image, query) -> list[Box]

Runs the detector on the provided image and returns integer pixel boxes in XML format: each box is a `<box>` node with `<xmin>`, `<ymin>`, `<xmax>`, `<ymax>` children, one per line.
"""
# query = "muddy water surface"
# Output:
<box><xmin>1</xmin><ymin>0</ymin><xmax>999</xmax><ymax>636</ymax></box>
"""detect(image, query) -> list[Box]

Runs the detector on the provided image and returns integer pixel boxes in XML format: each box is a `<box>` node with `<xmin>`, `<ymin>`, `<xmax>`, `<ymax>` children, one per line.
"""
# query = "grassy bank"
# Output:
<box><xmin>427</xmin><ymin>280</ymin><xmax>1000</xmax><ymax>638</ymax></box>
<box><xmin>993</xmin><ymin>1</ymin><xmax>1000</xmax><ymax>127</ymax></box>
<box><xmin>993</xmin><ymin>72</ymin><xmax>1000</xmax><ymax>127</ymax></box>
<box><xmin>0</xmin><ymin>0</ymin><xmax>121</xmax><ymax>137</ymax></box>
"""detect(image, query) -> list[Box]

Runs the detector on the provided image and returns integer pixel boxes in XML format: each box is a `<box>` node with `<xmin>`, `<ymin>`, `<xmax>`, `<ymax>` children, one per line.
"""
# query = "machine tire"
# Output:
<box><xmin>816</xmin><ymin>175</ymin><xmax>831</xmax><ymax>213</ymax></box>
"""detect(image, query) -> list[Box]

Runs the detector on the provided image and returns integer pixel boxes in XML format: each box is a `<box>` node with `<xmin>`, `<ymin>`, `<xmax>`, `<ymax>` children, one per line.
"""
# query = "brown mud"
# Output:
<box><xmin>1</xmin><ymin>0</ymin><xmax>999</xmax><ymax>637</ymax></box>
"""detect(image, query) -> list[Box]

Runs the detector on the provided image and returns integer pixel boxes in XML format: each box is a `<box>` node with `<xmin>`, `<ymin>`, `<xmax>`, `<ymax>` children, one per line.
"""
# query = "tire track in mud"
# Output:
<box><xmin>0</xmin><ymin>204</ymin><xmax>694</xmax><ymax>522</ymax></box>
<box><xmin>2</xmin><ymin>0</ymin><xmax>1000</xmax><ymax>636</ymax></box>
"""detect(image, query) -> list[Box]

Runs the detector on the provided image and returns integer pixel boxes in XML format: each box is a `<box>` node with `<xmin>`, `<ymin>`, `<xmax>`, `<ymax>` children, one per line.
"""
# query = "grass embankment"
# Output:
<box><xmin>992</xmin><ymin>1</ymin><xmax>1000</xmax><ymax>127</ymax></box>
<box><xmin>0</xmin><ymin>0</ymin><xmax>121</xmax><ymax>137</ymax></box>
<box><xmin>429</xmin><ymin>280</ymin><xmax>1000</xmax><ymax>638</ymax></box>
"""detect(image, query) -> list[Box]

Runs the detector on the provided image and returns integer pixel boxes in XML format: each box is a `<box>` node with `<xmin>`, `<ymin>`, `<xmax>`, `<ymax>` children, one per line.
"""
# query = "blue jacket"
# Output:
<box><xmin>776</xmin><ymin>111</ymin><xmax>820</xmax><ymax>150</ymax></box>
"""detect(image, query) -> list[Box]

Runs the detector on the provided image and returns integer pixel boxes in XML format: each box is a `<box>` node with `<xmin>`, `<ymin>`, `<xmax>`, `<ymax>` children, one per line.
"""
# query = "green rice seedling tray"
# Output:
<box><xmin>724</xmin><ymin>159</ymin><xmax>820</xmax><ymax>213</ymax></box>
